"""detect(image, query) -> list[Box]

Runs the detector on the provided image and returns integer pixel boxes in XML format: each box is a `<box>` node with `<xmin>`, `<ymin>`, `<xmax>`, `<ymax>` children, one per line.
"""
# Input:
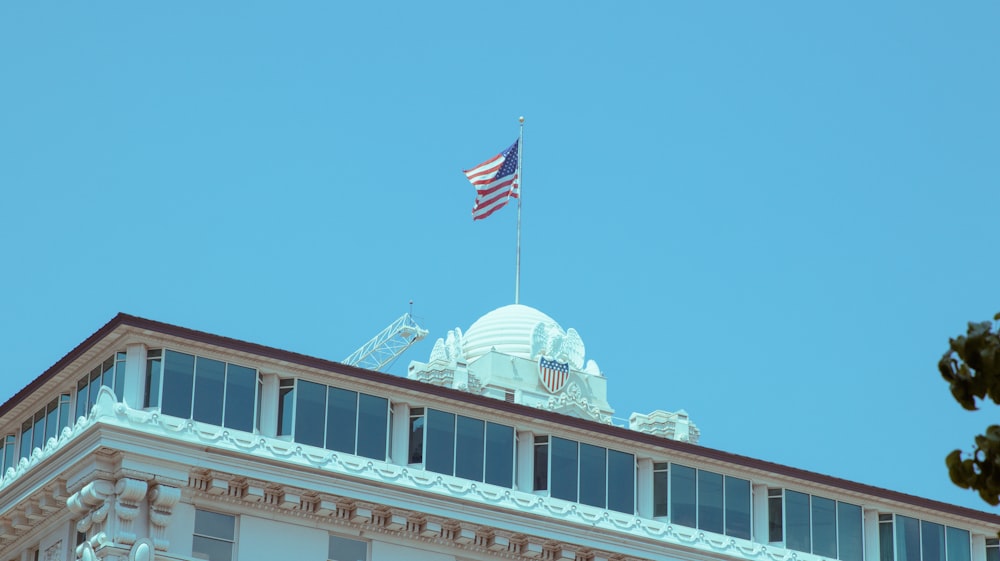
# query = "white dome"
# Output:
<box><xmin>462</xmin><ymin>304</ymin><xmax>559</xmax><ymax>363</ymax></box>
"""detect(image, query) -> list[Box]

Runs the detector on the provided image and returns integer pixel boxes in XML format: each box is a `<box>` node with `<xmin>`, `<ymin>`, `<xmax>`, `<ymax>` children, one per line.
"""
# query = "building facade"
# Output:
<box><xmin>0</xmin><ymin>308</ymin><xmax>997</xmax><ymax>561</ymax></box>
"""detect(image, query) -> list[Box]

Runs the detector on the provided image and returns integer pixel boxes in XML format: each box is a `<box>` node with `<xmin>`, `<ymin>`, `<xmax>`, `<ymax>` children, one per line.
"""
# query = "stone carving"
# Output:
<box><xmin>148</xmin><ymin>484</ymin><xmax>180</xmax><ymax>551</ymax></box>
<box><xmin>429</xmin><ymin>327</ymin><xmax>465</xmax><ymax>363</ymax></box>
<box><xmin>531</xmin><ymin>322</ymin><xmax>585</xmax><ymax>369</ymax></box>
<box><xmin>67</xmin><ymin>479</ymin><xmax>115</xmax><ymax>547</ymax></box>
<box><xmin>129</xmin><ymin>539</ymin><xmax>154</xmax><ymax>561</ymax></box>
<box><xmin>114</xmin><ymin>478</ymin><xmax>148</xmax><ymax>546</ymax></box>
<box><xmin>540</xmin><ymin>382</ymin><xmax>611</xmax><ymax>424</ymax></box>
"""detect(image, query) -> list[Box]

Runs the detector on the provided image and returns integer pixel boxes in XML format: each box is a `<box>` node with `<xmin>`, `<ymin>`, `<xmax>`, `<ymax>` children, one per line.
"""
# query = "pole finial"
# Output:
<box><xmin>519</xmin><ymin>116</ymin><xmax>524</xmax><ymax>124</ymax></box>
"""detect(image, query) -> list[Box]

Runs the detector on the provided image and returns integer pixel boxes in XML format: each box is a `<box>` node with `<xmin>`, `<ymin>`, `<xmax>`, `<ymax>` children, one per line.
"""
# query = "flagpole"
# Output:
<box><xmin>515</xmin><ymin>116</ymin><xmax>524</xmax><ymax>305</ymax></box>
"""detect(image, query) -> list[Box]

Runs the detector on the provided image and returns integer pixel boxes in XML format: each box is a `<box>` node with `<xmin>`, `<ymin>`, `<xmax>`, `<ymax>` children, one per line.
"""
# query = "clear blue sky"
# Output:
<box><xmin>2</xmin><ymin>2</ymin><xmax>998</xmax><ymax>512</ymax></box>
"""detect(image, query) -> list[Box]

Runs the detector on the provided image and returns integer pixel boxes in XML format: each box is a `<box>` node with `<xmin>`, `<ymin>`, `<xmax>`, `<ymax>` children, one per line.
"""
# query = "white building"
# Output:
<box><xmin>0</xmin><ymin>307</ymin><xmax>997</xmax><ymax>561</ymax></box>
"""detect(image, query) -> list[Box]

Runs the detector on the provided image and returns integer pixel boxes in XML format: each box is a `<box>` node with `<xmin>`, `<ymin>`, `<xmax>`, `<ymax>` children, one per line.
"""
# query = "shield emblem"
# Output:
<box><xmin>538</xmin><ymin>357</ymin><xmax>570</xmax><ymax>393</ymax></box>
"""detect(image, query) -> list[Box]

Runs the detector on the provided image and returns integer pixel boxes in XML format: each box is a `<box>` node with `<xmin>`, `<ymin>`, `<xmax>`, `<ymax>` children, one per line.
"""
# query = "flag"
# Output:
<box><xmin>463</xmin><ymin>139</ymin><xmax>520</xmax><ymax>221</ymax></box>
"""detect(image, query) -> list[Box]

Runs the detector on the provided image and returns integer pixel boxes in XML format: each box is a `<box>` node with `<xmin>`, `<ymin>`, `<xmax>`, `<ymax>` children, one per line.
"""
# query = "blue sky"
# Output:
<box><xmin>1</xmin><ymin>2</ymin><xmax>999</xmax><ymax>512</ymax></box>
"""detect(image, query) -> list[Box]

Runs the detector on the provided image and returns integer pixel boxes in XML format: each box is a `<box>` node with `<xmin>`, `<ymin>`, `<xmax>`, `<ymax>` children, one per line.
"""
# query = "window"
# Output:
<box><xmin>532</xmin><ymin>435</ymin><xmax>634</xmax><ymax>514</ymax></box>
<box><xmin>76</xmin><ymin>353</ymin><xmax>127</xmax><ymax>420</ymax></box>
<box><xmin>1</xmin><ymin>434</ymin><xmax>15</xmax><ymax>473</ymax></box>
<box><xmin>533</xmin><ymin>436</ymin><xmax>548</xmax><ymax>491</ymax></box>
<box><xmin>145</xmin><ymin>350</ymin><xmax>258</xmax><ymax>432</ymax></box>
<box><xmin>653</xmin><ymin>463</ymin><xmax>669</xmax><ymax>517</ymax></box>
<box><xmin>192</xmin><ymin>509</ymin><xmax>235</xmax><ymax>561</ymax></box>
<box><xmin>16</xmin><ymin>394</ymin><xmax>73</xmax><ymax>463</ymax></box>
<box><xmin>277</xmin><ymin>379</ymin><xmax>389</xmax><ymax>461</ymax></box>
<box><xmin>880</xmin><ymin>515</ymin><xmax>969</xmax><ymax>561</ymax></box>
<box><xmin>408</xmin><ymin>408</ymin><xmax>424</xmax><ymax>464</ymax></box>
<box><xmin>329</xmin><ymin>535</ymin><xmax>367</xmax><ymax>561</ymax></box>
<box><xmin>986</xmin><ymin>538</ymin><xmax>999</xmax><ymax>561</ymax></box>
<box><xmin>769</xmin><ymin>488</ymin><xmax>784</xmax><ymax>543</ymax></box>
<box><xmin>769</xmin><ymin>489</ymin><xmax>862</xmax><ymax>561</ymax></box>
<box><xmin>408</xmin><ymin>408</ymin><xmax>514</xmax><ymax>487</ymax></box>
<box><xmin>664</xmin><ymin>464</ymin><xmax>750</xmax><ymax>539</ymax></box>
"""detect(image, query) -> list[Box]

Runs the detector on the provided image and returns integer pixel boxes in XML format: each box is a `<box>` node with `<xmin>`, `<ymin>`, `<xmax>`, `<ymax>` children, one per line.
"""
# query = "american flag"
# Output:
<box><xmin>463</xmin><ymin>139</ymin><xmax>520</xmax><ymax>221</ymax></box>
<box><xmin>538</xmin><ymin>357</ymin><xmax>570</xmax><ymax>394</ymax></box>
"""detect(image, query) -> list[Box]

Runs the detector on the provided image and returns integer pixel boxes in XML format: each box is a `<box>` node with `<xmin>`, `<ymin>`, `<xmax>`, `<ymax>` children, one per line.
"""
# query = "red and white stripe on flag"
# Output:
<box><xmin>463</xmin><ymin>139</ymin><xmax>520</xmax><ymax>221</ymax></box>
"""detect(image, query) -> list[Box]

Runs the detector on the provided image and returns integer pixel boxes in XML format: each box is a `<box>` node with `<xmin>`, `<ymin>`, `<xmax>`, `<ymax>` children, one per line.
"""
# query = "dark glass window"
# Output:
<box><xmin>455</xmin><ymin>416</ymin><xmax>485</xmax><ymax>481</ymax></box>
<box><xmin>295</xmin><ymin>380</ymin><xmax>327</xmax><ymax>448</ymax></box>
<box><xmin>670</xmin><ymin>464</ymin><xmax>697</xmax><ymax>528</ymax></box>
<box><xmin>87</xmin><ymin>367</ymin><xmax>102</xmax><ymax>409</ymax></box>
<box><xmin>58</xmin><ymin>394</ymin><xmax>70</xmax><ymax>432</ymax></box>
<box><xmin>101</xmin><ymin>357</ymin><xmax>115</xmax><ymax>392</ymax></box>
<box><xmin>769</xmin><ymin>489</ymin><xmax>784</xmax><ymax>542</ymax></box>
<box><xmin>985</xmin><ymin>539</ymin><xmax>998</xmax><ymax>561</ymax></box>
<box><xmin>44</xmin><ymin>399</ymin><xmax>59</xmax><ymax>442</ymax></box>
<box><xmin>533</xmin><ymin>436</ymin><xmax>548</xmax><ymax>491</ymax></box>
<box><xmin>896</xmin><ymin>515</ymin><xmax>921</xmax><ymax>561</ymax></box>
<box><xmin>408</xmin><ymin>408</ymin><xmax>424</xmax><ymax>464</ymax></box>
<box><xmin>76</xmin><ymin>376</ymin><xmax>89</xmax><ymax>421</ymax></box>
<box><xmin>161</xmin><ymin>350</ymin><xmax>195</xmax><ymax>419</ymax></box>
<box><xmin>3</xmin><ymin>434</ymin><xmax>15</xmax><ymax>472</ymax></box>
<box><xmin>192</xmin><ymin>509</ymin><xmax>235</xmax><ymax>561</ymax></box>
<box><xmin>114</xmin><ymin>352</ymin><xmax>126</xmax><ymax>401</ymax></box>
<box><xmin>192</xmin><ymin>357</ymin><xmax>226</xmax><ymax>426</ymax></box>
<box><xmin>785</xmin><ymin>490</ymin><xmax>811</xmax><ymax>552</ymax></box>
<box><xmin>607</xmin><ymin>449</ymin><xmax>635</xmax><ymax>514</ymax></box>
<box><xmin>484</xmin><ymin>422</ymin><xmax>514</xmax><ymax>488</ymax></box>
<box><xmin>224</xmin><ymin>365</ymin><xmax>256</xmax><ymax>432</ymax></box>
<box><xmin>698</xmin><ymin>470</ymin><xmax>724</xmax><ymax>534</ymax></box>
<box><xmin>31</xmin><ymin>409</ymin><xmax>45</xmax><ymax>450</ymax></box>
<box><xmin>277</xmin><ymin>379</ymin><xmax>295</xmax><ymax>436</ymax></box>
<box><xmin>145</xmin><ymin>350</ymin><xmax>162</xmax><ymax>408</ymax></box>
<box><xmin>947</xmin><ymin>527</ymin><xmax>971</xmax><ymax>561</ymax></box>
<box><xmin>356</xmin><ymin>394</ymin><xmax>388</xmax><ymax>460</ymax></box>
<box><xmin>838</xmin><ymin>502</ymin><xmax>864</xmax><ymax>561</ymax></box>
<box><xmin>923</xmin><ymin>521</ymin><xmax>945</xmax><ymax>561</ymax></box>
<box><xmin>327</xmin><ymin>388</ymin><xmax>358</xmax><ymax>454</ymax></box>
<box><xmin>578</xmin><ymin>443</ymin><xmax>607</xmax><ymax>508</ymax></box>
<box><xmin>425</xmin><ymin>409</ymin><xmax>455</xmax><ymax>475</ymax></box>
<box><xmin>19</xmin><ymin>420</ymin><xmax>31</xmax><ymax>460</ymax></box>
<box><xmin>550</xmin><ymin>437</ymin><xmax>578</xmax><ymax>502</ymax></box>
<box><xmin>724</xmin><ymin>476</ymin><xmax>751</xmax><ymax>540</ymax></box>
<box><xmin>879</xmin><ymin>514</ymin><xmax>895</xmax><ymax>561</ymax></box>
<box><xmin>812</xmin><ymin>496</ymin><xmax>837</xmax><ymax>558</ymax></box>
<box><xmin>653</xmin><ymin>463</ymin><xmax>669</xmax><ymax>517</ymax></box>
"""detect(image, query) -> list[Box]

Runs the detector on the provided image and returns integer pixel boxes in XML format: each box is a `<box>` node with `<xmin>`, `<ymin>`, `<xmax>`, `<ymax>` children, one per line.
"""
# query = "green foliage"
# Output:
<box><xmin>939</xmin><ymin>313</ymin><xmax>1000</xmax><ymax>506</ymax></box>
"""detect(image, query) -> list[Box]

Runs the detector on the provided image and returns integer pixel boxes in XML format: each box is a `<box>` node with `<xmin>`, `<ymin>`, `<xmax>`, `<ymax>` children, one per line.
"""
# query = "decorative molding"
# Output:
<box><xmin>539</xmin><ymin>382</ymin><xmax>611</xmax><ymax>424</ymax></box>
<box><xmin>113</xmin><ymin>478</ymin><xmax>148</xmax><ymax>546</ymax></box>
<box><xmin>147</xmin><ymin>484</ymin><xmax>180</xmax><ymax>551</ymax></box>
<box><xmin>67</xmin><ymin>478</ymin><xmax>115</xmax><ymax>547</ymax></box>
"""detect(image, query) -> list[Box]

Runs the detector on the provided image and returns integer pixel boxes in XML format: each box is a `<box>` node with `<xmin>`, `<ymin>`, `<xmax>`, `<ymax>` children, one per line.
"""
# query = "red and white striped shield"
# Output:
<box><xmin>538</xmin><ymin>357</ymin><xmax>570</xmax><ymax>394</ymax></box>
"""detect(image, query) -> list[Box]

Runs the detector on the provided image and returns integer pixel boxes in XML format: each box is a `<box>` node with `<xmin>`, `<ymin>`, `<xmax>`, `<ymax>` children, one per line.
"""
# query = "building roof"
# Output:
<box><xmin>4</xmin><ymin>312</ymin><xmax>999</xmax><ymax>526</ymax></box>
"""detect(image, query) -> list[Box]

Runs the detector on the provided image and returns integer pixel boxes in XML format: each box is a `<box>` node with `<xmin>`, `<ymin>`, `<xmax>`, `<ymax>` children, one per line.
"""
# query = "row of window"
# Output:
<box><xmin>655</xmin><ymin>463</ymin><xmax>752</xmax><ymax>540</ymax></box>
<box><xmin>533</xmin><ymin>436</ymin><xmax>635</xmax><ymax>514</ymax></box>
<box><xmin>408</xmin><ymin>407</ymin><xmax>515</xmax><ymax>488</ymax></box>
<box><xmin>145</xmin><ymin>349</ymin><xmax>258</xmax><ymax>433</ymax></box>
<box><xmin>2</xmin><ymin>347</ymin><xmax>987</xmax><ymax>561</ymax></box>
<box><xmin>277</xmin><ymin>378</ymin><xmax>388</xmax><ymax>460</ymax></box>
<box><xmin>769</xmin><ymin>488</ymin><xmax>863</xmax><ymax>561</ymax></box>
<box><xmin>192</xmin><ymin>508</ymin><xmax>368</xmax><ymax>561</ymax></box>
<box><xmin>881</xmin><ymin>514</ymin><xmax>971</xmax><ymax>561</ymax></box>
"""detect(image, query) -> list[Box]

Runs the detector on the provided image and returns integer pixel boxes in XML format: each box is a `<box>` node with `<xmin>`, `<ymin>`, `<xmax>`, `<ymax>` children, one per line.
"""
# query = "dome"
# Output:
<box><xmin>462</xmin><ymin>304</ymin><xmax>559</xmax><ymax>363</ymax></box>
